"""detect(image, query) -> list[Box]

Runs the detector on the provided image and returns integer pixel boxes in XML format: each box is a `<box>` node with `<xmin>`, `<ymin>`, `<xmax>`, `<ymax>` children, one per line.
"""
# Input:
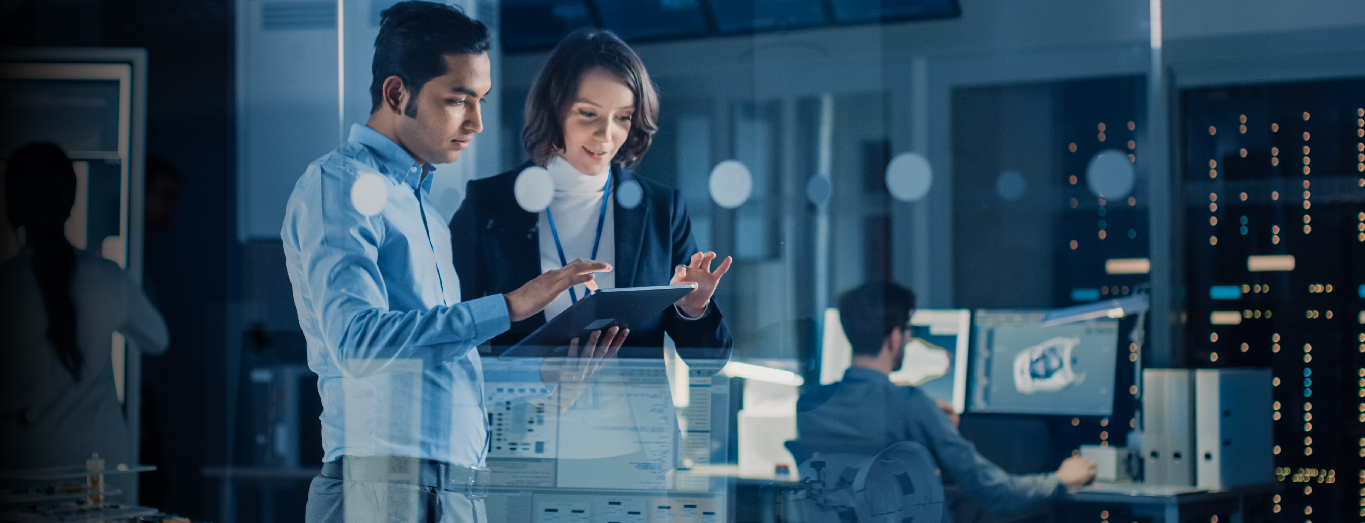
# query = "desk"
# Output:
<box><xmin>202</xmin><ymin>466</ymin><xmax>318</xmax><ymax>523</ymax></box>
<box><xmin>1068</xmin><ymin>482</ymin><xmax>1277</xmax><ymax>523</ymax></box>
<box><xmin>678</xmin><ymin>465</ymin><xmax>803</xmax><ymax>523</ymax></box>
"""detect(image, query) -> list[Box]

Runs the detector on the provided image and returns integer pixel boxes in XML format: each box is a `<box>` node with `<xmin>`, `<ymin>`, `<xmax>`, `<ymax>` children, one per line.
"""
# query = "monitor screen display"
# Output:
<box><xmin>481</xmin><ymin>359</ymin><xmax>729</xmax><ymax>521</ymax></box>
<box><xmin>969</xmin><ymin>310</ymin><xmax>1119</xmax><ymax>416</ymax></box>
<box><xmin>820</xmin><ymin>308</ymin><xmax>971</xmax><ymax>413</ymax></box>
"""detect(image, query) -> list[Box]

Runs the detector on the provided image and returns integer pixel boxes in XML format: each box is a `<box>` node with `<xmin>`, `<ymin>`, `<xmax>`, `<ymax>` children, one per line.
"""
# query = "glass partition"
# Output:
<box><xmin>216</xmin><ymin>0</ymin><xmax>1364</xmax><ymax>521</ymax></box>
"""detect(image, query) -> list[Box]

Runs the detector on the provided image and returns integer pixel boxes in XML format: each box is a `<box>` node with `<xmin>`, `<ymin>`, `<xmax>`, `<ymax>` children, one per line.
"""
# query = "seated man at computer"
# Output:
<box><xmin>796</xmin><ymin>282</ymin><xmax>1096</xmax><ymax>521</ymax></box>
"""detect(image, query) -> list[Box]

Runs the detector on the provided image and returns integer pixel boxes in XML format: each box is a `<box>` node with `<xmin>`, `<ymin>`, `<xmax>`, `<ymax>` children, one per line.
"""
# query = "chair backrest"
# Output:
<box><xmin>795</xmin><ymin>441</ymin><xmax>944</xmax><ymax>523</ymax></box>
<box><xmin>783</xmin><ymin>440</ymin><xmax>804</xmax><ymax>465</ymax></box>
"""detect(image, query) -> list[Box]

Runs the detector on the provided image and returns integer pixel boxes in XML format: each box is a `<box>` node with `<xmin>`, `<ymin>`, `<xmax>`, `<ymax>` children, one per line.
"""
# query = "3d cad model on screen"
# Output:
<box><xmin>1013</xmin><ymin>336</ymin><xmax>1086</xmax><ymax>394</ymax></box>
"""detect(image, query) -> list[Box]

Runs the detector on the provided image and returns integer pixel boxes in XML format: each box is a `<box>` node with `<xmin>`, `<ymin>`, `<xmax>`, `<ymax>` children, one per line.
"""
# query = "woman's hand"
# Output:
<box><xmin>540</xmin><ymin>327</ymin><xmax>628</xmax><ymax>413</ymax></box>
<box><xmin>540</xmin><ymin>327</ymin><xmax>628</xmax><ymax>384</ymax></box>
<box><xmin>670</xmin><ymin>251</ymin><xmax>732</xmax><ymax>318</ymax></box>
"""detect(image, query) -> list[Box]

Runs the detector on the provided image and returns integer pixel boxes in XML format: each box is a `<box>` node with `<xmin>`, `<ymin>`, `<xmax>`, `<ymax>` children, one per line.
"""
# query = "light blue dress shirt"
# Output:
<box><xmin>282</xmin><ymin>124</ymin><xmax>515</xmax><ymax>467</ymax></box>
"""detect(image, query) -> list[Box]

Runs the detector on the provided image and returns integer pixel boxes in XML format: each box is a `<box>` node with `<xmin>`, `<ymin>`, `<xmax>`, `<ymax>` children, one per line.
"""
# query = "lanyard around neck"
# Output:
<box><xmin>545</xmin><ymin>171</ymin><xmax>611</xmax><ymax>303</ymax></box>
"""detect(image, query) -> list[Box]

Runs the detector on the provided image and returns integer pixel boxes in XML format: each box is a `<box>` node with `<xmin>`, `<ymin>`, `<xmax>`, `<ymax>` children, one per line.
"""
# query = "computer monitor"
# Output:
<box><xmin>820</xmin><ymin>308</ymin><xmax>972</xmax><ymax>413</ymax></box>
<box><xmin>482</xmin><ymin>359</ymin><xmax>730</xmax><ymax>522</ymax></box>
<box><xmin>968</xmin><ymin>310</ymin><xmax>1120</xmax><ymax>416</ymax></box>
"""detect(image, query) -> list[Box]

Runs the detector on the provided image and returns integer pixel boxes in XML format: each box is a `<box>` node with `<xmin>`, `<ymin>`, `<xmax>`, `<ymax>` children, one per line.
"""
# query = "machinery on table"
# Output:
<box><xmin>0</xmin><ymin>453</ymin><xmax>184</xmax><ymax>523</ymax></box>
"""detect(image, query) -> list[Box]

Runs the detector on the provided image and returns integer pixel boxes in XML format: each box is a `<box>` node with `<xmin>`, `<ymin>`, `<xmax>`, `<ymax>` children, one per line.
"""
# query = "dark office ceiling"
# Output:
<box><xmin>500</xmin><ymin>0</ymin><xmax>961</xmax><ymax>53</ymax></box>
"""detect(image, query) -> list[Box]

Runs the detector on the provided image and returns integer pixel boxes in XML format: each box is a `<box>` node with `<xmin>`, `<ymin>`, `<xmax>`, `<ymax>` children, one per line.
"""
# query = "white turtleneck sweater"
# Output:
<box><xmin>539</xmin><ymin>156</ymin><xmax>615</xmax><ymax>320</ymax></box>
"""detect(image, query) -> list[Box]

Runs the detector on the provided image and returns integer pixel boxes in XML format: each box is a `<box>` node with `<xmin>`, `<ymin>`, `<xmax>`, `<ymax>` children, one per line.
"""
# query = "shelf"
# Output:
<box><xmin>0</xmin><ymin>489</ymin><xmax>122</xmax><ymax>506</ymax></box>
<box><xmin>0</xmin><ymin>465</ymin><xmax>155</xmax><ymax>482</ymax></box>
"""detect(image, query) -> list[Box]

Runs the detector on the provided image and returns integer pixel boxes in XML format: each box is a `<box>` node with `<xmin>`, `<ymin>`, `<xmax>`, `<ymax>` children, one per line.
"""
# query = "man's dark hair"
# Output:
<box><xmin>370</xmin><ymin>1</ymin><xmax>490</xmax><ymax>117</ymax></box>
<box><xmin>837</xmin><ymin>282</ymin><xmax>916</xmax><ymax>357</ymax></box>
<box><xmin>522</xmin><ymin>28</ymin><xmax>659</xmax><ymax>169</ymax></box>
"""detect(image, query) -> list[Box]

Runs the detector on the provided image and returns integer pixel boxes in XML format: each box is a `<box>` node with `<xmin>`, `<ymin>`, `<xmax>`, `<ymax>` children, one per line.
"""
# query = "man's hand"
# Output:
<box><xmin>1056</xmin><ymin>456</ymin><xmax>1098</xmax><ymax>492</ymax></box>
<box><xmin>540</xmin><ymin>327</ymin><xmax>628</xmax><ymax>413</ymax></box>
<box><xmin>505</xmin><ymin>259</ymin><xmax>611</xmax><ymax>322</ymax></box>
<box><xmin>670</xmin><ymin>251</ymin><xmax>732</xmax><ymax>318</ymax></box>
<box><xmin>933</xmin><ymin>399</ymin><xmax>960</xmax><ymax>427</ymax></box>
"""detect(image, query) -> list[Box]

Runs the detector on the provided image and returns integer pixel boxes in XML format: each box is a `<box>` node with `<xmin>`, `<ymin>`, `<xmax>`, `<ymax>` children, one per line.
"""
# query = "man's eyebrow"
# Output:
<box><xmin>450</xmin><ymin>86</ymin><xmax>479</xmax><ymax>97</ymax></box>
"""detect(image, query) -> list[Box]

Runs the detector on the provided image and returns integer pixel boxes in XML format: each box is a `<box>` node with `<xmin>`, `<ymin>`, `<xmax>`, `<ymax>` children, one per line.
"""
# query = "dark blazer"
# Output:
<box><xmin>449</xmin><ymin>162</ymin><xmax>732</xmax><ymax>360</ymax></box>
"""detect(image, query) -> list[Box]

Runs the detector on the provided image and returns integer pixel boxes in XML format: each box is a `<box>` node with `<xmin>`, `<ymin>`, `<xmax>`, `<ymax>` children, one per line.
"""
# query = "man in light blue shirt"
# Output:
<box><xmin>281</xmin><ymin>3</ymin><xmax>619</xmax><ymax>521</ymax></box>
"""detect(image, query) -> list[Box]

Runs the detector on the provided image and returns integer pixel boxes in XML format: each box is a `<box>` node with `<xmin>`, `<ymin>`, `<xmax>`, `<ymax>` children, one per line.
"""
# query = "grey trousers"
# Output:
<box><xmin>305</xmin><ymin>475</ymin><xmax>487</xmax><ymax>523</ymax></box>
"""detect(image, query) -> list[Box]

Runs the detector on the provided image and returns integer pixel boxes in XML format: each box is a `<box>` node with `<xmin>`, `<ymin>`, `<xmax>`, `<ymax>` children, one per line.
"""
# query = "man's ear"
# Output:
<box><xmin>883</xmin><ymin>328</ymin><xmax>903</xmax><ymax>358</ymax></box>
<box><xmin>380</xmin><ymin>75</ymin><xmax>409</xmax><ymax>115</ymax></box>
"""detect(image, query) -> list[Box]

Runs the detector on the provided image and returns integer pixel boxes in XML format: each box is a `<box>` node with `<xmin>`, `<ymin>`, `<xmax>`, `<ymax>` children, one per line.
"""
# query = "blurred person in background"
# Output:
<box><xmin>796</xmin><ymin>282</ymin><xmax>1096</xmax><ymax>523</ymax></box>
<box><xmin>0</xmin><ymin>142</ymin><xmax>169</xmax><ymax>486</ymax></box>
<box><xmin>136</xmin><ymin>152</ymin><xmax>183</xmax><ymax>507</ymax></box>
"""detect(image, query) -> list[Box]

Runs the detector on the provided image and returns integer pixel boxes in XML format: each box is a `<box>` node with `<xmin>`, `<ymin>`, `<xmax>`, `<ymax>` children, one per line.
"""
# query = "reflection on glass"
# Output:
<box><xmin>482</xmin><ymin>359</ymin><xmax>730</xmax><ymax>521</ymax></box>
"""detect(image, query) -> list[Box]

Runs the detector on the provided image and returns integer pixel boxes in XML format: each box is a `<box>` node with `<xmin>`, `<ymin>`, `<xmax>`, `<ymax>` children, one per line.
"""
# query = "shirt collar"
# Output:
<box><xmin>348</xmin><ymin>124</ymin><xmax>434</xmax><ymax>191</ymax></box>
<box><xmin>843</xmin><ymin>366</ymin><xmax>891</xmax><ymax>383</ymax></box>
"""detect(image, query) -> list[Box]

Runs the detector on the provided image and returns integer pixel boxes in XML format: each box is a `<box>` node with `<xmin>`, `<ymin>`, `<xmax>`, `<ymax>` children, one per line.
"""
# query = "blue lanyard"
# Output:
<box><xmin>545</xmin><ymin>172</ymin><xmax>611</xmax><ymax>303</ymax></box>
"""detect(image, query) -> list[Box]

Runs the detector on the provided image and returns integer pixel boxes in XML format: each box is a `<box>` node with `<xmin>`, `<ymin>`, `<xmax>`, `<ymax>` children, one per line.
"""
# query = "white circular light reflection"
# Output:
<box><xmin>514</xmin><ymin>166</ymin><xmax>555</xmax><ymax>212</ymax></box>
<box><xmin>996</xmin><ymin>169</ymin><xmax>1026</xmax><ymax>201</ymax></box>
<box><xmin>616</xmin><ymin>179</ymin><xmax>643</xmax><ymax>209</ymax></box>
<box><xmin>708</xmin><ymin>160</ymin><xmax>753</xmax><ymax>209</ymax></box>
<box><xmin>1086</xmin><ymin>149</ymin><xmax>1135</xmax><ymax>199</ymax></box>
<box><xmin>806</xmin><ymin>176</ymin><xmax>831</xmax><ymax>205</ymax></box>
<box><xmin>885</xmin><ymin>152</ymin><xmax>933</xmax><ymax>202</ymax></box>
<box><xmin>350</xmin><ymin>173</ymin><xmax>389</xmax><ymax>217</ymax></box>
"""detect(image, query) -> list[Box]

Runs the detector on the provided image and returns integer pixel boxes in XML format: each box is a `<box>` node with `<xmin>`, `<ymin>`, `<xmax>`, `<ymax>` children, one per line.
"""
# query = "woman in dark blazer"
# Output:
<box><xmin>450</xmin><ymin>29</ymin><xmax>731</xmax><ymax>360</ymax></box>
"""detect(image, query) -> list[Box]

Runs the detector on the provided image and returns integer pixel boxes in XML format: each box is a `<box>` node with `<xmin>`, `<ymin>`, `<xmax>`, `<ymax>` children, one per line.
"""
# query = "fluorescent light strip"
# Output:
<box><xmin>1247</xmin><ymin>255</ymin><xmax>1295</xmax><ymax>272</ymax></box>
<box><xmin>721</xmin><ymin>362</ymin><xmax>804</xmax><ymax>387</ymax></box>
<box><xmin>1210</xmin><ymin>311</ymin><xmax>1243</xmax><ymax>325</ymax></box>
<box><xmin>1042</xmin><ymin>294</ymin><xmax>1148</xmax><ymax>326</ymax></box>
<box><xmin>1105</xmin><ymin>258</ymin><xmax>1151</xmax><ymax>275</ymax></box>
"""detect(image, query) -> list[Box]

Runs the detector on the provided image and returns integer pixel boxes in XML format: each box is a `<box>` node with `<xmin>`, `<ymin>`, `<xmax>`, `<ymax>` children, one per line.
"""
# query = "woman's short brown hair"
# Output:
<box><xmin>522</xmin><ymin>29</ymin><xmax>659</xmax><ymax>169</ymax></box>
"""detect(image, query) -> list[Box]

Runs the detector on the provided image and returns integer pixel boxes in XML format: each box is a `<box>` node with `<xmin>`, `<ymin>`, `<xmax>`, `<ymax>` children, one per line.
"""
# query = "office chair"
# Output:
<box><xmin>788</xmin><ymin>440</ymin><xmax>945</xmax><ymax>523</ymax></box>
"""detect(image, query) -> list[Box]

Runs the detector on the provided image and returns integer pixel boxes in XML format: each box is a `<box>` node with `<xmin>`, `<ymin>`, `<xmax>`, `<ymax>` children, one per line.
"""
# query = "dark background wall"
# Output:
<box><xmin>2</xmin><ymin>0</ymin><xmax>235</xmax><ymax>518</ymax></box>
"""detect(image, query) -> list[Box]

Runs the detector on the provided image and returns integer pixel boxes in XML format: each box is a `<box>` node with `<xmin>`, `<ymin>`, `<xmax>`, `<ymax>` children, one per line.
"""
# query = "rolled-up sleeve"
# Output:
<box><xmin>284</xmin><ymin>163</ymin><xmax>509</xmax><ymax>378</ymax></box>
